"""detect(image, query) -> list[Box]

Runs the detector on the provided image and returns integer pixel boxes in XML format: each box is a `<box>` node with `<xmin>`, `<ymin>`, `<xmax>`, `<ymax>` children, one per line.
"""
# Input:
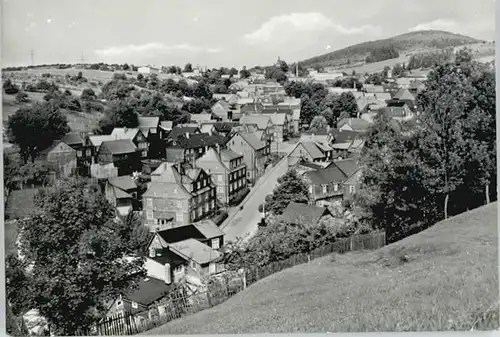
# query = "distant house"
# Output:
<box><xmin>261</xmin><ymin>112</ymin><xmax>291</xmax><ymax>142</ymax></box>
<box><xmin>289</xmin><ymin>141</ymin><xmax>333</xmax><ymax>163</ymax></box>
<box><xmin>281</xmin><ymin>202</ymin><xmax>332</xmax><ymax>226</ymax></box>
<box><xmin>287</xmin><ymin>158</ymin><xmax>325</xmax><ymax>176</ymax></box>
<box><xmin>303</xmin><ymin>165</ymin><xmax>348</xmax><ymax>207</ymax></box>
<box><xmin>160</xmin><ymin>121</ymin><xmax>173</xmax><ymax>134</ymax></box>
<box><xmin>239</xmin><ymin>114</ymin><xmax>273</xmax><ymax>131</ymax></box>
<box><xmin>384</xmin><ymin>101</ymin><xmax>415</xmax><ymax>121</ymax></box>
<box><xmin>97</xmin><ymin>139</ymin><xmax>141</xmax><ymax>176</ymax></box>
<box><xmin>104</xmin><ymin>176</ymin><xmax>138</xmax><ymax>217</ymax></box>
<box><xmin>278</xmin><ymin>98</ymin><xmax>301</xmax><ymax>133</ymax></box>
<box><xmin>213</xmin><ymin>122</ymin><xmax>238</xmax><ymax>137</ymax></box>
<box><xmin>87</xmin><ymin>134</ymin><xmax>116</xmax><ymax>161</ymax></box>
<box><xmin>190</xmin><ymin>113</ymin><xmax>212</xmax><ymax>126</ymax></box>
<box><xmin>195</xmin><ymin>147</ymin><xmax>248</xmax><ymax>206</ymax></box>
<box><xmin>226</xmin><ymin>131</ymin><xmax>271</xmax><ymax>185</ymax></box>
<box><xmin>299</xmin><ymin>131</ymin><xmax>332</xmax><ymax>145</ymax></box>
<box><xmin>165</xmin><ymin>133</ymin><xmax>227</xmax><ymax>163</ymax></box>
<box><xmin>62</xmin><ymin>132</ymin><xmax>93</xmax><ymax>175</ymax></box>
<box><xmin>363</xmin><ymin>84</ymin><xmax>385</xmax><ymax>93</ymax></box>
<box><xmin>330</xmin><ymin>158</ymin><xmax>363</xmax><ymax>198</ymax></box>
<box><xmin>110</xmin><ymin>128</ymin><xmax>149</xmax><ymax>158</ymax></box>
<box><xmin>390</xmin><ymin>88</ymin><xmax>417</xmax><ymax>112</ymax></box>
<box><xmin>142</xmin><ymin>162</ymin><xmax>217</xmax><ymax>228</ymax></box>
<box><xmin>138</xmin><ymin>117</ymin><xmax>163</xmax><ymax>159</ymax></box>
<box><xmin>337</xmin><ymin>118</ymin><xmax>371</xmax><ymax>133</ymax></box>
<box><xmin>213</xmin><ymin>94</ymin><xmax>238</xmax><ymax>104</ymax></box>
<box><xmin>165</xmin><ymin>126</ymin><xmax>201</xmax><ymax>142</ymax></box>
<box><xmin>330</xmin><ymin>129</ymin><xmax>365</xmax><ymax>158</ymax></box>
<box><xmin>138</xmin><ymin>66</ymin><xmax>159</xmax><ymax>75</ymax></box>
<box><xmin>37</xmin><ymin>140</ymin><xmax>77</xmax><ymax>178</ymax></box>
<box><xmin>239</xmin><ymin>101</ymin><xmax>264</xmax><ymax>115</ymax></box>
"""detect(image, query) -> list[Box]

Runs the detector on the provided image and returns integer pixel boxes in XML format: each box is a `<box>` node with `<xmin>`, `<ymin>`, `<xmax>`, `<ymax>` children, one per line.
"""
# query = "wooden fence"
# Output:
<box><xmin>92</xmin><ymin>231</ymin><xmax>386</xmax><ymax>335</ymax></box>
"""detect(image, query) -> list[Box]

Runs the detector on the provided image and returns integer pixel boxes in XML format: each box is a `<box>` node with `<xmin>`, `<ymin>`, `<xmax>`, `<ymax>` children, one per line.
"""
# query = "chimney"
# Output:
<box><xmin>149</xmin><ymin>247</ymin><xmax>156</xmax><ymax>258</ymax></box>
<box><xmin>164</xmin><ymin>263</ymin><xmax>172</xmax><ymax>284</ymax></box>
<box><xmin>185</xmin><ymin>132</ymin><xmax>190</xmax><ymax>139</ymax></box>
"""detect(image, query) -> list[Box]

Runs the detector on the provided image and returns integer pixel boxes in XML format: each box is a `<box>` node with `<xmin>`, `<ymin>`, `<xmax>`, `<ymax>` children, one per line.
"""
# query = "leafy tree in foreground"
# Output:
<box><xmin>7</xmin><ymin>102</ymin><xmax>70</xmax><ymax>163</ymax></box>
<box><xmin>5</xmin><ymin>254</ymin><xmax>32</xmax><ymax>317</ymax></box>
<box><xmin>19</xmin><ymin>179</ymin><xmax>146</xmax><ymax>335</ymax></box>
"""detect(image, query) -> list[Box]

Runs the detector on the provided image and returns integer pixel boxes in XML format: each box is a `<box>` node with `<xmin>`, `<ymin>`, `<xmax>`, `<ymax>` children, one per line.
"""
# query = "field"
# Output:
<box><xmin>147</xmin><ymin>202</ymin><xmax>499</xmax><ymax>333</ymax></box>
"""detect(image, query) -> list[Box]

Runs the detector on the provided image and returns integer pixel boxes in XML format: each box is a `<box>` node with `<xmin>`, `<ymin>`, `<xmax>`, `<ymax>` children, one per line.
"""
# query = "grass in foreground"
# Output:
<box><xmin>146</xmin><ymin>202</ymin><xmax>499</xmax><ymax>333</ymax></box>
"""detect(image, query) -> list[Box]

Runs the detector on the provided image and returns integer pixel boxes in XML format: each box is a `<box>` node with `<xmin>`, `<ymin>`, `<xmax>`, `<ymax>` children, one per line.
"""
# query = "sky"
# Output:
<box><xmin>2</xmin><ymin>0</ymin><xmax>496</xmax><ymax>69</ymax></box>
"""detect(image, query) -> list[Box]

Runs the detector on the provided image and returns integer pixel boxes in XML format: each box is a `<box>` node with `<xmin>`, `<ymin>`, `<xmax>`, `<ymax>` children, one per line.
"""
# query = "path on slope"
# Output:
<box><xmin>221</xmin><ymin>152</ymin><xmax>290</xmax><ymax>243</ymax></box>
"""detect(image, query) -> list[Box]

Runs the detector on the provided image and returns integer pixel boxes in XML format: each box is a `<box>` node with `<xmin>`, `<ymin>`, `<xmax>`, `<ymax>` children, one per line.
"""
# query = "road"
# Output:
<box><xmin>221</xmin><ymin>143</ymin><xmax>295</xmax><ymax>243</ymax></box>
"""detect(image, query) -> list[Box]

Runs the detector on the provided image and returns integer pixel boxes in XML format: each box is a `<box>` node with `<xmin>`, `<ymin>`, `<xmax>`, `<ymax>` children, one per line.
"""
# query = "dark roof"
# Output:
<box><xmin>213</xmin><ymin>122</ymin><xmax>238</xmax><ymax>133</ymax></box>
<box><xmin>167</xmin><ymin>127</ymin><xmax>200</xmax><ymax>140</ymax></box>
<box><xmin>332</xmin><ymin>158</ymin><xmax>360</xmax><ymax>178</ymax></box>
<box><xmin>330</xmin><ymin>129</ymin><xmax>361</xmax><ymax>143</ymax></box>
<box><xmin>108</xmin><ymin>176</ymin><xmax>137</xmax><ymax>192</ymax></box>
<box><xmin>100</xmin><ymin>139</ymin><xmax>137</xmax><ymax>154</ymax></box>
<box><xmin>169</xmin><ymin>239</ymin><xmax>221</xmax><ymax>265</ymax></box>
<box><xmin>172</xmin><ymin>133</ymin><xmax>227</xmax><ymax>149</ymax></box>
<box><xmin>299</xmin><ymin>142</ymin><xmax>324</xmax><ymax>159</ymax></box>
<box><xmin>304</xmin><ymin>165</ymin><xmax>348</xmax><ymax>185</ymax></box>
<box><xmin>386</xmin><ymin>100</ymin><xmax>408</xmax><ymax>108</ymax></box>
<box><xmin>62</xmin><ymin>132</ymin><xmax>84</xmax><ymax>146</ymax></box>
<box><xmin>5</xmin><ymin>188</ymin><xmax>41</xmax><ymax>220</ymax></box>
<box><xmin>125</xmin><ymin>276</ymin><xmax>172</xmax><ymax>306</ymax></box>
<box><xmin>156</xmin><ymin>222</ymin><xmax>223</xmax><ymax>244</ymax></box>
<box><xmin>281</xmin><ymin>202</ymin><xmax>330</xmax><ymax>226</ymax></box>
<box><xmin>337</xmin><ymin>118</ymin><xmax>371</xmax><ymax>132</ymax></box>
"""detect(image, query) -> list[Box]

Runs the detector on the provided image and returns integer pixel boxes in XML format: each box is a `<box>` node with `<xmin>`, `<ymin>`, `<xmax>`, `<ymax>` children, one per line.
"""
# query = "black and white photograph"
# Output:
<box><xmin>1</xmin><ymin>0</ymin><xmax>498</xmax><ymax>335</ymax></box>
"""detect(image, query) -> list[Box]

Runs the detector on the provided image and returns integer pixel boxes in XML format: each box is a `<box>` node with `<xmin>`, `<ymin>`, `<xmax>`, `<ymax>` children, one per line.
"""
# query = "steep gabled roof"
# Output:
<box><xmin>110</xmin><ymin>128</ymin><xmax>142</xmax><ymax>140</ymax></box>
<box><xmin>337</xmin><ymin>118</ymin><xmax>371</xmax><ymax>132</ymax></box>
<box><xmin>298</xmin><ymin>142</ymin><xmax>324</xmax><ymax>160</ymax></box>
<box><xmin>39</xmin><ymin>140</ymin><xmax>75</xmax><ymax>155</ymax></box>
<box><xmin>220</xmin><ymin>148</ymin><xmax>242</xmax><ymax>162</ymax></box>
<box><xmin>281</xmin><ymin>202</ymin><xmax>330</xmax><ymax>226</ymax></box>
<box><xmin>304</xmin><ymin>165</ymin><xmax>348</xmax><ymax>185</ymax></box>
<box><xmin>167</xmin><ymin>127</ymin><xmax>201</xmax><ymax>140</ymax></box>
<box><xmin>332</xmin><ymin>158</ymin><xmax>360</xmax><ymax>178</ymax></box>
<box><xmin>173</xmin><ymin>133</ymin><xmax>227</xmax><ymax>149</ymax></box>
<box><xmin>263</xmin><ymin>112</ymin><xmax>288</xmax><ymax>126</ymax></box>
<box><xmin>239</xmin><ymin>115</ymin><xmax>272</xmax><ymax>130</ymax></box>
<box><xmin>88</xmin><ymin>135</ymin><xmax>114</xmax><ymax>148</ymax></box>
<box><xmin>124</xmin><ymin>276</ymin><xmax>172</xmax><ymax>306</ymax></box>
<box><xmin>236</xmin><ymin>132</ymin><xmax>266</xmax><ymax>150</ymax></box>
<box><xmin>138</xmin><ymin>116</ymin><xmax>160</xmax><ymax>128</ymax></box>
<box><xmin>62</xmin><ymin>132</ymin><xmax>84</xmax><ymax>146</ymax></box>
<box><xmin>330</xmin><ymin>129</ymin><xmax>362</xmax><ymax>143</ymax></box>
<box><xmin>100</xmin><ymin>139</ymin><xmax>137</xmax><ymax>154</ymax></box>
<box><xmin>108</xmin><ymin>176</ymin><xmax>137</xmax><ymax>191</ymax></box>
<box><xmin>393</xmin><ymin>88</ymin><xmax>415</xmax><ymax>101</ymax></box>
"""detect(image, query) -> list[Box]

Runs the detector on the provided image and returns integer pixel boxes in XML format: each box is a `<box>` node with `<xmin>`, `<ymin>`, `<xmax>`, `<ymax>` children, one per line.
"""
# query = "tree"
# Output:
<box><xmin>416</xmin><ymin>57</ymin><xmax>475</xmax><ymax>219</ymax></box>
<box><xmin>309</xmin><ymin>115</ymin><xmax>328</xmax><ymax>133</ymax></box>
<box><xmin>19</xmin><ymin>179</ymin><xmax>146</xmax><ymax>335</ymax></box>
<box><xmin>117</xmin><ymin>211</ymin><xmax>152</xmax><ymax>255</ymax></box>
<box><xmin>18</xmin><ymin>162</ymin><xmax>51</xmax><ymax>187</ymax></box>
<box><xmin>123</xmin><ymin>63</ymin><xmax>130</xmax><ymax>71</ymax></box>
<box><xmin>15</xmin><ymin>91</ymin><xmax>29</xmax><ymax>104</ymax></box>
<box><xmin>263</xmin><ymin>169</ymin><xmax>310</xmax><ymax>215</ymax></box>
<box><xmin>96</xmin><ymin>99</ymin><xmax>139</xmax><ymax>134</ymax></box>
<box><xmin>137</xmin><ymin>73</ymin><xmax>144</xmax><ymax>82</ymax></box>
<box><xmin>392</xmin><ymin>63</ymin><xmax>404</xmax><ymax>77</ymax></box>
<box><xmin>5</xmin><ymin>254</ymin><xmax>32</xmax><ymax>317</ymax></box>
<box><xmin>229</xmin><ymin>67</ymin><xmax>238</xmax><ymax>76</ymax></box>
<box><xmin>321</xmin><ymin>107</ymin><xmax>335</xmax><ymax>126</ymax></box>
<box><xmin>193</xmin><ymin>80</ymin><xmax>213</xmax><ymax>99</ymax></box>
<box><xmin>183</xmin><ymin>63</ymin><xmax>193</xmax><ymax>73</ymax></box>
<box><xmin>81</xmin><ymin>88</ymin><xmax>96</xmax><ymax>101</ymax></box>
<box><xmin>300</xmin><ymin>95</ymin><xmax>320</xmax><ymax>126</ymax></box>
<box><xmin>279</xmin><ymin>60</ymin><xmax>289</xmax><ymax>73</ymax></box>
<box><xmin>7</xmin><ymin>103</ymin><xmax>70</xmax><ymax>163</ymax></box>
<box><xmin>239</xmin><ymin>67</ymin><xmax>251</xmax><ymax>79</ymax></box>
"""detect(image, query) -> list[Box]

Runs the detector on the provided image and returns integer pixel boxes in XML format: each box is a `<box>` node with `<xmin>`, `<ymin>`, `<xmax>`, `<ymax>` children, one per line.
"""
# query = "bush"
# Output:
<box><xmin>15</xmin><ymin>91</ymin><xmax>29</xmax><ymax>104</ymax></box>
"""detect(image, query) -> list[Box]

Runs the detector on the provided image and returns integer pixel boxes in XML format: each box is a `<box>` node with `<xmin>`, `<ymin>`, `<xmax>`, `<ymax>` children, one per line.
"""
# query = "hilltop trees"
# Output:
<box><xmin>18</xmin><ymin>179</ymin><xmax>146</xmax><ymax>335</ymax></box>
<box><xmin>7</xmin><ymin>102</ymin><xmax>70</xmax><ymax>163</ymax></box>
<box><xmin>365</xmin><ymin>45</ymin><xmax>399</xmax><ymax>63</ymax></box>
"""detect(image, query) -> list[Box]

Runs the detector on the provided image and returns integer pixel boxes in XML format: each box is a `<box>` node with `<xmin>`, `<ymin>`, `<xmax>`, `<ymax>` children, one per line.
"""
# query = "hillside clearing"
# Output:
<box><xmin>146</xmin><ymin>202</ymin><xmax>498</xmax><ymax>333</ymax></box>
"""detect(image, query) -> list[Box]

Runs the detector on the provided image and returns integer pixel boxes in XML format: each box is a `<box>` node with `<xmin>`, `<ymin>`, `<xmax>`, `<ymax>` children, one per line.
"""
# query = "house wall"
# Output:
<box><xmin>45</xmin><ymin>147</ymin><xmax>77</xmax><ymax>178</ymax></box>
<box><xmin>342</xmin><ymin>169</ymin><xmax>363</xmax><ymax>198</ymax></box>
<box><xmin>143</xmin><ymin>194</ymin><xmax>190</xmax><ymax>227</ymax></box>
<box><xmin>289</xmin><ymin>143</ymin><xmax>315</xmax><ymax>162</ymax></box>
<box><xmin>339</xmin><ymin>124</ymin><xmax>355</xmax><ymax>132</ymax></box>
<box><xmin>212</xmin><ymin>104</ymin><xmax>228</xmax><ymax>120</ymax></box>
<box><xmin>104</xmin><ymin>182</ymin><xmax>117</xmax><ymax>207</ymax></box>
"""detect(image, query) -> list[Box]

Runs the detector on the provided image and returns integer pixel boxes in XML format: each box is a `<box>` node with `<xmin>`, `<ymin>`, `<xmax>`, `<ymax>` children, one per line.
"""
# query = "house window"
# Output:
<box><xmin>77</xmin><ymin>150</ymin><xmax>82</xmax><ymax>157</ymax></box>
<box><xmin>147</xmin><ymin>198</ymin><xmax>153</xmax><ymax>208</ymax></box>
<box><xmin>211</xmin><ymin>238</ymin><xmax>220</xmax><ymax>249</ymax></box>
<box><xmin>191</xmin><ymin>210</ymin><xmax>195</xmax><ymax>220</ymax></box>
<box><xmin>177</xmin><ymin>200</ymin><xmax>182</xmax><ymax>208</ymax></box>
<box><xmin>176</xmin><ymin>211</ymin><xmax>183</xmax><ymax>222</ymax></box>
<box><xmin>334</xmin><ymin>184</ymin><xmax>339</xmax><ymax>192</ymax></box>
<box><xmin>322</xmin><ymin>185</ymin><xmax>327</xmax><ymax>194</ymax></box>
<box><xmin>131</xmin><ymin>301</ymin><xmax>138</xmax><ymax>309</ymax></box>
<box><xmin>198</xmin><ymin>207</ymin><xmax>203</xmax><ymax>216</ymax></box>
<box><xmin>211</xmin><ymin>200</ymin><xmax>215</xmax><ymax>209</ymax></box>
<box><xmin>142</xmin><ymin>151</ymin><xmax>147</xmax><ymax>157</ymax></box>
<box><xmin>146</xmin><ymin>211</ymin><xmax>153</xmax><ymax>220</ymax></box>
<box><xmin>349</xmin><ymin>185</ymin><xmax>355</xmax><ymax>193</ymax></box>
<box><xmin>309</xmin><ymin>186</ymin><xmax>313</xmax><ymax>195</ymax></box>
<box><xmin>86</xmin><ymin>149</ymin><xmax>91</xmax><ymax>156</ymax></box>
<box><xmin>116</xmin><ymin>300</ymin><xmax>123</xmax><ymax>309</ymax></box>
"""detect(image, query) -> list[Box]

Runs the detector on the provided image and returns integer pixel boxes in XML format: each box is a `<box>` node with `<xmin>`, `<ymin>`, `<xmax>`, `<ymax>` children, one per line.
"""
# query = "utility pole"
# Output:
<box><xmin>30</xmin><ymin>49</ymin><xmax>35</xmax><ymax>66</ymax></box>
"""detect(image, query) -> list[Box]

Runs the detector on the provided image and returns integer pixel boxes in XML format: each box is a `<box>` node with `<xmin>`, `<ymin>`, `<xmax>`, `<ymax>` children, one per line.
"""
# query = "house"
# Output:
<box><xmin>363</xmin><ymin>84</ymin><xmax>385</xmax><ymax>93</ymax></box>
<box><xmin>159</xmin><ymin>121</ymin><xmax>173</xmax><ymax>134</ymax></box>
<box><xmin>303</xmin><ymin>164</ymin><xmax>349</xmax><ymax>207</ymax></box>
<box><xmin>299</xmin><ymin>131</ymin><xmax>332</xmax><ymax>145</ymax></box>
<box><xmin>287</xmin><ymin>158</ymin><xmax>325</xmax><ymax>176</ymax></box>
<box><xmin>37</xmin><ymin>140</ymin><xmax>77</xmax><ymax>178</ymax></box>
<box><xmin>199</xmin><ymin>122</ymin><xmax>216</xmax><ymax>135</ymax></box>
<box><xmin>213</xmin><ymin>94</ymin><xmax>238</xmax><ymax>104</ymax></box>
<box><xmin>142</xmin><ymin>162</ymin><xmax>217</xmax><ymax>228</ymax></box>
<box><xmin>278</xmin><ymin>98</ymin><xmax>301</xmax><ymax>133</ymax></box>
<box><xmin>110</xmin><ymin>128</ymin><xmax>149</xmax><ymax>159</ymax></box>
<box><xmin>148</xmin><ymin>220</ymin><xmax>224</xmax><ymax>250</ymax></box>
<box><xmin>148</xmin><ymin>238</ymin><xmax>223</xmax><ymax>280</ymax></box>
<box><xmin>289</xmin><ymin>141</ymin><xmax>333</xmax><ymax>163</ymax></box>
<box><xmin>239</xmin><ymin>101</ymin><xmax>264</xmax><ymax>115</ymax></box>
<box><xmin>97</xmin><ymin>139</ymin><xmax>141</xmax><ymax>176</ymax></box>
<box><xmin>190</xmin><ymin>113</ymin><xmax>212</xmax><ymax>126</ymax></box>
<box><xmin>195</xmin><ymin>147</ymin><xmax>248</xmax><ymax>206</ymax></box>
<box><xmin>384</xmin><ymin>101</ymin><xmax>415</xmax><ymax>121</ymax></box>
<box><xmin>87</xmin><ymin>134</ymin><xmax>117</xmax><ymax>161</ymax></box>
<box><xmin>62</xmin><ymin>132</ymin><xmax>93</xmax><ymax>175</ymax></box>
<box><xmin>337</xmin><ymin>118</ymin><xmax>371</xmax><ymax>133</ymax></box>
<box><xmin>165</xmin><ymin>133</ymin><xmax>227</xmax><ymax>163</ymax></box>
<box><xmin>261</xmin><ymin>112</ymin><xmax>291</xmax><ymax>142</ymax></box>
<box><xmin>107</xmin><ymin>276</ymin><xmax>173</xmax><ymax>321</ymax></box>
<box><xmin>213</xmin><ymin>122</ymin><xmax>238</xmax><ymax>137</ymax></box>
<box><xmin>165</xmin><ymin>126</ymin><xmax>201</xmax><ymax>142</ymax></box>
<box><xmin>334</xmin><ymin>160</ymin><xmax>362</xmax><ymax>198</ymax></box>
<box><xmin>226</xmin><ymin>131</ymin><xmax>271</xmax><ymax>185</ymax></box>
<box><xmin>239</xmin><ymin>114</ymin><xmax>273</xmax><ymax>131</ymax></box>
<box><xmin>90</xmin><ymin>163</ymin><xmax>119</xmax><ymax>180</ymax></box>
<box><xmin>281</xmin><ymin>202</ymin><xmax>332</xmax><ymax>226</ymax></box>
<box><xmin>104</xmin><ymin>176</ymin><xmax>138</xmax><ymax>217</ymax></box>
<box><xmin>390</xmin><ymin>88</ymin><xmax>417</xmax><ymax>112</ymax></box>
<box><xmin>138</xmin><ymin>66</ymin><xmax>159</xmax><ymax>75</ymax></box>
<box><xmin>138</xmin><ymin>117</ymin><xmax>163</xmax><ymax>159</ymax></box>
<box><xmin>408</xmin><ymin>79</ymin><xmax>426</xmax><ymax>96</ymax></box>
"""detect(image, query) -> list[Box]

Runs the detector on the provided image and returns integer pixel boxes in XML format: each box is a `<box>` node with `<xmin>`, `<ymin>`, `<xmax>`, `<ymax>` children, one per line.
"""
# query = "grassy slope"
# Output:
<box><xmin>147</xmin><ymin>202</ymin><xmax>498</xmax><ymax>333</ymax></box>
<box><xmin>301</xmin><ymin>30</ymin><xmax>484</xmax><ymax>69</ymax></box>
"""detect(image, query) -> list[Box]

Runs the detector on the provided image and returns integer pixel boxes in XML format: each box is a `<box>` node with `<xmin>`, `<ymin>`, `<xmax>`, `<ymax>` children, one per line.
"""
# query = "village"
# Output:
<box><xmin>3</xmin><ymin>56</ymin><xmax>435</xmax><ymax>332</ymax></box>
